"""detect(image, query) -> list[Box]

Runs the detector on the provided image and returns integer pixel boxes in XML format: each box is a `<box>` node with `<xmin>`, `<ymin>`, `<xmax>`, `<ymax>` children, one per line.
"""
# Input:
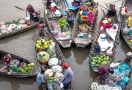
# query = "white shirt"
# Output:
<box><xmin>36</xmin><ymin>72</ymin><xmax>46</xmax><ymax>84</ymax></box>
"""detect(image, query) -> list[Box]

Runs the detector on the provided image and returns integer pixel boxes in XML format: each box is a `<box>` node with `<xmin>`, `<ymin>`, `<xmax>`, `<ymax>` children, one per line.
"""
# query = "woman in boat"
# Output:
<box><xmin>26</xmin><ymin>3</ymin><xmax>35</xmax><ymax>23</ymax></box>
<box><xmin>87</xmin><ymin>9</ymin><xmax>95</xmax><ymax>26</ymax></box>
<box><xmin>92</xmin><ymin>41</ymin><xmax>101</xmax><ymax>54</ymax></box>
<box><xmin>59</xmin><ymin>63</ymin><xmax>74</xmax><ymax>90</ymax></box>
<box><xmin>3</xmin><ymin>54</ymin><xmax>12</xmax><ymax>68</ymax></box>
<box><xmin>67</xmin><ymin>11</ymin><xmax>75</xmax><ymax>22</ymax></box>
<box><xmin>126</xmin><ymin>13</ymin><xmax>132</xmax><ymax>28</ymax></box>
<box><xmin>72</xmin><ymin>0</ymin><xmax>81</xmax><ymax>7</ymax></box>
<box><xmin>46</xmin><ymin>0</ymin><xmax>52</xmax><ymax>9</ymax></box>
<box><xmin>36</xmin><ymin>68</ymin><xmax>47</xmax><ymax>84</ymax></box>
<box><xmin>59</xmin><ymin>15</ymin><xmax>70</xmax><ymax>32</ymax></box>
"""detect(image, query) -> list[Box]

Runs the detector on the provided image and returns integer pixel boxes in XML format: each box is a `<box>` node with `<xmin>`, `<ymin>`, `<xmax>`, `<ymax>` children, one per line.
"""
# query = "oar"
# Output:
<box><xmin>14</xmin><ymin>6</ymin><xmax>34</xmax><ymax>15</ymax></box>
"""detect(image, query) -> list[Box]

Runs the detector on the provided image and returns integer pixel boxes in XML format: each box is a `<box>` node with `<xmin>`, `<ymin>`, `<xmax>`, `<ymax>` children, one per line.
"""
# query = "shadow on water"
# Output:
<box><xmin>61</xmin><ymin>45</ymin><xmax>98</xmax><ymax>90</ymax></box>
<box><xmin>0</xmin><ymin>76</ymin><xmax>42</xmax><ymax>90</ymax></box>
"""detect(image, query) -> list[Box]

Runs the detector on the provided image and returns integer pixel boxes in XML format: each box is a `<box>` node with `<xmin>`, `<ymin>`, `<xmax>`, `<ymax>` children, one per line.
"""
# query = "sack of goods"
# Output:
<box><xmin>48</xmin><ymin>58</ymin><xmax>59</xmax><ymax>67</ymax></box>
<box><xmin>106</xmin><ymin>50</ymin><xmax>113</xmax><ymax>56</ymax></box>
<box><xmin>52</xmin><ymin>65</ymin><xmax>63</xmax><ymax>73</ymax></box>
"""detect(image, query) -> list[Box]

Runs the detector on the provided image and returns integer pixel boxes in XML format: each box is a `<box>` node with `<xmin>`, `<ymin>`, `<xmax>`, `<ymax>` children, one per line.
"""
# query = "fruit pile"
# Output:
<box><xmin>47</xmin><ymin>45</ymin><xmax>56</xmax><ymax>58</ymax></box>
<box><xmin>128</xmin><ymin>40</ymin><xmax>132</xmax><ymax>45</ymax></box>
<box><xmin>35</xmin><ymin>39</ymin><xmax>53</xmax><ymax>50</ymax></box>
<box><xmin>18</xmin><ymin>62</ymin><xmax>35</xmax><ymax>74</ymax></box>
<box><xmin>47</xmin><ymin>76</ymin><xmax>56</xmax><ymax>83</ymax></box>
<box><xmin>37</xmin><ymin>51</ymin><xmax>50</xmax><ymax>63</ymax></box>
<box><xmin>91</xmin><ymin>55</ymin><xmax>110</xmax><ymax>66</ymax></box>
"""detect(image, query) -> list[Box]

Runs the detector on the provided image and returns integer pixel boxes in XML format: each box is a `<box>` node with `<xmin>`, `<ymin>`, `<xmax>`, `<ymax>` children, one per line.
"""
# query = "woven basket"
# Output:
<box><xmin>79</xmin><ymin>24</ymin><xmax>89</xmax><ymax>33</ymax></box>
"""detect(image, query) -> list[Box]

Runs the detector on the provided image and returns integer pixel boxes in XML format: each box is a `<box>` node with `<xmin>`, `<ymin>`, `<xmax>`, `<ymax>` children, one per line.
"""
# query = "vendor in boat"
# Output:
<box><xmin>87</xmin><ymin>9</ymin><xmax>95</xmax><ymax>26</ymax></box>
<box><xmin>26</xmin><ymin>3</ymin><xmax>35</xmax><ymax>23</ymax></box>
<box><xmin>3</xmin><ymin>54</ymin><xmax>12</xmax><ymax>68</ymax></box>
<box><xmin>59</xmin><ymin>15</ymin><xmax>70</xmax><ymax>32</ymax></box>
<box><xmin>67</xmin><ymin>10</ymin><xmax>75</xmax><ymax>21</ymax></box>
<box><xmin>126</xmin><ymin>13</ymin><xmax>132</xmax><ymax>28</ymax></box>
<box><xmin>59</xmin><ymin>63</ymin><xmax>74</xmax><ymax>90</ymax></box>
<box><xmin>46</xmin><ymin>0</ymin><xmax>52</xmax><ymax>9</ymax></box>
<box><xmin>98</xmin><ymin>63</ymin><xmax>111</xmax><ymax>80</ymax></box>
<box><xmin>36</xmin><ymin>68</ymin><xmax>47</xmax><ymax>84</ymax></box>
<box><xmin>92</xmin><ymin>41</ymin><xmax>101</xmax><ymax>54</ymax></box>
<box><xmin>72</xmin><ymin>0</ymin><xmax>81</xmax><ymax>7</ymax></box>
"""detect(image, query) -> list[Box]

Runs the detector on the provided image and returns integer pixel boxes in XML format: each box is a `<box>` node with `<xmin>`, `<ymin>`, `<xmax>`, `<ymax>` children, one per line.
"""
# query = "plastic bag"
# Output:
<box><xmin>55</xmin><ymin>72</ymin><xmax>64</xmax><ymax>81</ymax></box>
<box><xmin>91</xmin><ymin>82</ymin><xmax>98</xmax><ymax>90</ymax></box>
<box><xmin>48</xmin><ymin>58</ymin><xmax>58</xmax><ymax>67</ymax></box>
<box><xmin>52</xmin><ymin>65</ymin><xmax>63</xmax><ymax>73</ymax></box>
<box><xmin>123</xmin><ymin>26</ymin><xmax>130</xmax><ymax>35</ymax></box>
<box><xmin>122</xmin><ymin>75</ymin><xmax>130</xmax><ymax>84</ymax></box>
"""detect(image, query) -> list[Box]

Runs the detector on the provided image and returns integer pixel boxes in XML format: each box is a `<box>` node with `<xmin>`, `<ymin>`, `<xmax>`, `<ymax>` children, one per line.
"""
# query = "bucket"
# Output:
<box><xmin>100</xmin><ymin>34</ymin><xmax>106</xmax><ymax>41</ymax></box>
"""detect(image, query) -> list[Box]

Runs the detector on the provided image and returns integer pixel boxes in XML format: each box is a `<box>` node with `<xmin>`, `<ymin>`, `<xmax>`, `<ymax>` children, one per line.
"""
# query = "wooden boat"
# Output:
<box><xmin>35</xmin><ymin>18</ymin><xmax>72</xmax><ymax>89</ymax></box>
<box><xmin>120</xmin><ymin>0</ymin><xmax>132</xmax><ymax>49</ymax></box>
<box><xmin>58</xmin><ymin>0</ymin><xmax>76</xmax><ymax>22</ymax></box>
<box><xmin>72</xmin><ymin>1</ymin><xmax>98</xmax><ymax>48</ymax></box>
<box><xmin>89</xmin><ymin>8</ymin><xmax>121</xmax><ymax>72</ymax></box>
<box><xmin>0</xmin><ymin>50</ymin><xmax>40</xmax><ymax>78</ymax></box>
<box><xmin>44</xmin><ymin>1</ymin><xmax>72</xmax><ymax>48</ymax></box>
<box><xmin>87</xmin><ymin>56</ymin><xmax>132</xmax><ymax>90</ymax></box>
<box><xmin>0</xmin><ymin>18</ymin><xmax>38</xmax><ymax>39</ymax></box>
<box><xmin>42</xmin><ymin>0</ymin><xmax>63</xmax><ymax>18</ymax></box>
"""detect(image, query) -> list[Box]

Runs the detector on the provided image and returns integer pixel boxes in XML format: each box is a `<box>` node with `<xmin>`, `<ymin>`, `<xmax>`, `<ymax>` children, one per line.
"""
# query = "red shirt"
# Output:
<box><xmin>3</xmin><ymin>56</ymin><xmax>12</xmax><ymax>63</ymax></box>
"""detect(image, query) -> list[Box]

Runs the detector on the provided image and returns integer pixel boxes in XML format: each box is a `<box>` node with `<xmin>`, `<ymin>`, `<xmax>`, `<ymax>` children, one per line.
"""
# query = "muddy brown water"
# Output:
<box><xmin>0</xmin><ymin>0</ymin><xmax>131</xmax><ymax>90</ymax></box>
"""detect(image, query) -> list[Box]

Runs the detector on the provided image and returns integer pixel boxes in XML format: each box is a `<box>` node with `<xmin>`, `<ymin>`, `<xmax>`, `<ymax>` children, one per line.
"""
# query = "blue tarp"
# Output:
<box><xmin>64</xmin><ymin>0</ymin><xmax>80</xmax><ymax>10</ymax></box>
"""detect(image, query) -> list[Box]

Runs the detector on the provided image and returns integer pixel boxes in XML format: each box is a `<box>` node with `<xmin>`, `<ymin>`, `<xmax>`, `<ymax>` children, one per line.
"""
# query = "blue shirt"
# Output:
<box><xmin>94</xmin><ymin>44</ymin><xmax>101</xmax><ymax>53</ymax></box>
<box><xmin>36</xmin><ymin>72</ymin><xmax>46</xmax><ymax>84</ymax></box>
<box><xmin>61</xmin><ymin>67</ymin><xmax>74</xmax><ymax>84</ymax></box>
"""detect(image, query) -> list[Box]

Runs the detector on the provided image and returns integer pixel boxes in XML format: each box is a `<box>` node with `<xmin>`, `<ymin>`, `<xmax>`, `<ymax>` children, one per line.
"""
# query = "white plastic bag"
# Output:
<box><xmin>60</xmin><ymin>83</ymin><xmax>64</xmax><ymax>88</ymax></box>
<box><xmin>123</xmin><ymin>26</ymin><xmax>130</xmax><ymax>35</ymax></box>
<box><xmin>48</xmin><ymin>58</ymin><xmax>59</xmax><ymax>67</ymax></box>
<box><xmin>91</xmin><ymin>82</ymin><xmax>98</xmax><ymax>90</ymax></box>
<box><xmin>52</xmin><ymin>65</ymin><xmax>62</xmax><ymax>73</ymax></box>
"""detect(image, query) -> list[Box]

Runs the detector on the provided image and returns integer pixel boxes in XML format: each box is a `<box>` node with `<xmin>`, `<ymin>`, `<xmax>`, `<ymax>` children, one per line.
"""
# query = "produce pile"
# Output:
<box><xmin>37</xmin><ymin>51</ymin><xmax>50</xmax><ymax>63</ymax></box>
<box><xmin>52</xmin><ymin>30</ymin><xmax>71</xmax><ymax>40</ymax></box>
<box><xmin>45</xmin><ymin>69</ymin><xmax>64</xmax><ymax>89</ymax></box>
<box><xmin>36</xmin><ymin>39</ymin><xmax>56</xmax><ymax>64</ymax></box>
<box><xmin>91</xmin><ymin>55</ymin><xmax>110</xmax><ymax>66</ymax></box>
<box><xmin>18</xmin><ymin>62</ymin><xmax>35</xmax><ymax>74</ymax></box>
<box><xmin>36</xmin><ymin>39</ymin><xmax>53</xmax><ymax>51</ymax></box>
<box><xmin>47</xmin><ymin>76</ymin><xmax>56</xmax><ymax>83</ymax></box>
<box><xmin>0</xmin><ymin>18</ymin><xmax>31</xmax><ymax>35</ymax></box>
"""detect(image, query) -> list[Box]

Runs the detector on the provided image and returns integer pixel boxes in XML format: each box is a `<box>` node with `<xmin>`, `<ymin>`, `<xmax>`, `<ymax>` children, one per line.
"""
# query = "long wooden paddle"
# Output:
<box><xmin>14</xmin><ymin>6</ymin><xmax>34</xmax><ymax>15</ymax></box>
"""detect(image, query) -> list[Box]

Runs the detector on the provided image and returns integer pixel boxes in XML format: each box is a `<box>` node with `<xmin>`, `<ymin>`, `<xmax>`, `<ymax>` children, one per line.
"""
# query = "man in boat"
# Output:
<box><xmin>127</xmin><ymin>13</ymin><xmax>132</xmax><ymax>28</ymax></box>
<box><xmin>59</xmin><ymin>63</ymin><xmax>74</xmax><ymax>90</ymax></box>
<box><xmin>36</xmin><ymin>68</ymin><xmax>47</xmax><ymax>84</ymax></box>
<box><xmin>98</xmin><ymin>63</ymin><xmax>111</xmax><ymax>80</ymax></box>
<box><xmin>3</xmin><ymin>54</ymin><xmax>12</xmax><ymax>68</ymax></box>
<box><xmin>92</xmin><ymin>41</ymin><xmax>101</xmax><ymax>54</ymax></box>
<box><xmin>26</xmin><ymin>3</ymin><xmax>35</xmax><ymax>23</ymax></box>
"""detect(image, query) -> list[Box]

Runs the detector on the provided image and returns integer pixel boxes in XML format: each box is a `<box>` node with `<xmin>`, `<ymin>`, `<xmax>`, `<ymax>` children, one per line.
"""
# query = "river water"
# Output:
<box><xmin>0</xmin><ymin>0</ymin><xmax>130</xmax><ymax>90</ymax></box>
